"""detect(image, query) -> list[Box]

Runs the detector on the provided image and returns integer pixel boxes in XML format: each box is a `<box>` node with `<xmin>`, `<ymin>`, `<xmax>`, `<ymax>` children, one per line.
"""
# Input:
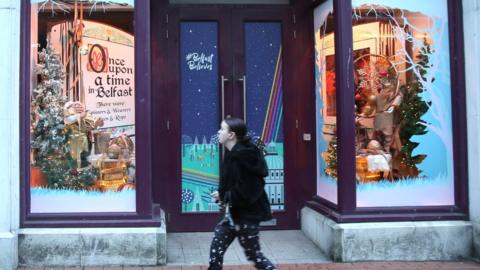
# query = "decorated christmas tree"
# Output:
<box><xmin>31</xmin><ymin>44</ymin><xmax>67</xmax><ymax>156</ymax></box>
<box><xmin>31</xmin><ymin>43</ymin><xmax>98</xmax><ymax>190</ymax></box>
<box><xmin>395</xmin><ymin>38</ymin><xmax>432</xmax><ymax>177</ymax></box>
<box><xmin>323</xmin><ymin>136</ymin><xmax>338</xmax><ymax>178</ymax></box>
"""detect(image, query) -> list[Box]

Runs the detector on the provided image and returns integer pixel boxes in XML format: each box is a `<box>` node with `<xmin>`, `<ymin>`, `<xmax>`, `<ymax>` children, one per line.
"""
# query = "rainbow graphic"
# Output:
<box><xmin>182</xmin><ymin>169</ymin><xmax>218</xmax><ymax>187</ymax></box>
<box><xmin>261</xmin><ymin>47</ymin><xmax>283</xmax><ymax>143</ymax></box>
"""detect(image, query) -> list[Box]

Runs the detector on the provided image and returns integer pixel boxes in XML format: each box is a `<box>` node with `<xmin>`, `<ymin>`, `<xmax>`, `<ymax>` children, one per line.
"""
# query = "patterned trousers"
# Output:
<box><xmin>208</xmin><ymin>220</ymin><xmax>277</xmax><ymax>270</ymax></box>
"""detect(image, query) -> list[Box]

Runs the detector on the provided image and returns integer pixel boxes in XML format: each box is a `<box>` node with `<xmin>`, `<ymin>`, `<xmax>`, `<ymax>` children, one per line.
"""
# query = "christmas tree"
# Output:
<box><xmin>31</xmin><ymin>43</ymin><xmax>98</xmax><ymax>190</ymax></box>
<box><xmin>323</xmin><ymin>136</ymin><xmax>338</xmax><ymax>178</ymax></box>
<box><xmin>395</xmin><ymin>38</ymin><xmax>432</xmax><ymax>177</ymax></box>
<box><xmin>31</xmin><ymin>44</ymin><xmax>67</xmax><ymax>156</ymax></box>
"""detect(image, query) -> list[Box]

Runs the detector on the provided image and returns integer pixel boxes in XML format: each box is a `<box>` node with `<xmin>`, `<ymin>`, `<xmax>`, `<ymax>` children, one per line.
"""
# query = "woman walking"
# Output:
<box><xmin>209</xmin><ymin>117</ymin><xmax>277</xmax><ymax>270</ymax></box>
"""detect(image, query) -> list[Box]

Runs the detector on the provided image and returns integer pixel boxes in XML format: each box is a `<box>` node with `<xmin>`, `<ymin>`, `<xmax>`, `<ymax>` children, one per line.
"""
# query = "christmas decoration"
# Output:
<box><xmin>356</xmin><ymin>156</ymin><xmax>381</xmax><ymax>182</ymax></box>
<box><xmin>96</xmin><ymin>159</ymin><xmax>128</xmax><ymax>191</ymax></box>
<box><xmin>354</xmin><ymin>54</ymin><xmax>402</xmax><ymax>154</ymax></box>
<box><xmin>323</xmin><ymin>136</ymin><xmax>337</xmax><ymax>178</ymax></box>
<box><xmin>37</xmin><ymin>0</ymin><xmax>128</xmax><ymax>15</ymax></box>
<box><xmin>355</xmin><ymin>139</ymin><xmax>392</xmax><ymax>182</ymax></box>
<box><xmin>392</xmin><ymin>38</ymin><xmax>432</xmax><ymax>178</ymax></box>
<box><xmin>352</xmin><ymin>39</ymin><xmax>432</xmax><ymax>180</ymax></box>
<box><xmin>30</xmin><ymin>43</ymin><xmax>99</xmax><ymax>190</ymax></box>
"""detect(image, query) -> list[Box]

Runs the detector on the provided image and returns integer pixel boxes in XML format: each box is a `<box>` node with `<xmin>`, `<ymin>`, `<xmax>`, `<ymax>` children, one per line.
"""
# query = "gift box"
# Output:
<box><xmin>356</xmin><ymin>156</ymin><xmax>382</xmax><ymax>182</ymax></box>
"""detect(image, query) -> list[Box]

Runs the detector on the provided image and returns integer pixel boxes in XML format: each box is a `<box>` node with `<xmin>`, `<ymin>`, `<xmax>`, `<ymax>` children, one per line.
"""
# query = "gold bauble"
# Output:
<box><xmin>361</xmin><ymin>105</ymin><xmax>374</xmax><ymax>115</ymax></box>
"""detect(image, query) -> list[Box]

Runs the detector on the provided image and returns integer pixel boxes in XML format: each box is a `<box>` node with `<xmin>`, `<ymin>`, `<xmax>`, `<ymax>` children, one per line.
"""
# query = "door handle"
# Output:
<box><xmin>238</xmin><ymin>75</ymin><xmax>246</xmax><ymax>122</ymax></box>
<box><xmin>221</xmin><ymin>75</ymin><xmax>229</xmax><ymax>120</ymax></box>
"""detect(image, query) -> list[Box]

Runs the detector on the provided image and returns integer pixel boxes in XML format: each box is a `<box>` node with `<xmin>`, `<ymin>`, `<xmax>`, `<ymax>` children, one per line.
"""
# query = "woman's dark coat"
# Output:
<box><xmin>218</xmin><ymin>141</ymin><xmax>273</xmax><ymax>223</ymax></box>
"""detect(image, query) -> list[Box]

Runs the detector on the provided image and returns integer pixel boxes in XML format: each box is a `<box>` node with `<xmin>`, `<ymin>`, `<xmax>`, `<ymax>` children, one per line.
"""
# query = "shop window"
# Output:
<box><xmin>351</xmin><ymin>0</ymin><xmax>454</xmax><ymax>207</ymax></box>
<box><xmin>27</xmin><ymin>0</ymin><xmax>143</xmax><ymax>215</ymax></box>
<box><xmin>314</xmin><ymin>0</ymin><xmax>338</xmax><ymax>205</ymax></box>
<box><xmin>312</xmin><ymin>0</ymin><xmax>466</xmax><ymax>220</ymax></box>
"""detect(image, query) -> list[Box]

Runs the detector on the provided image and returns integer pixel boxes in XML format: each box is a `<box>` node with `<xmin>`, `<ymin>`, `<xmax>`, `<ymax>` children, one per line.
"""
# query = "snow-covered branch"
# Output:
<box><xmin>38</xmin><ymin>0</ymin><xmax>70</xmax><ymax>15</ymax></box>
<box><xmin>37</xmin><ymin>0</ymin><xmax>130</xmax><ymax>15</ymax></box>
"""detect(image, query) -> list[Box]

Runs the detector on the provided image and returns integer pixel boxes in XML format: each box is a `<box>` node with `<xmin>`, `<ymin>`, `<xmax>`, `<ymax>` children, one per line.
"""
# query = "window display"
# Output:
<box><xmin>351</xmin><ymin>0</ymin><xmax>454</xmax><ymax>207</ymax></box>
<box><xmin>314</xmin><ymin>0</ymin><xmax>337</xmax><ymax>204</ymax></box>
<box><xmin>30</xmin><ymin>0</ymin><xmax>136</xmax><ymax>213</ymax></box>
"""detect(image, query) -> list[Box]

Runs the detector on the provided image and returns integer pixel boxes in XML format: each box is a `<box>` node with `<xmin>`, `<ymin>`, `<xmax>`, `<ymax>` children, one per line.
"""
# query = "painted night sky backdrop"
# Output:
<box><xmin>181</xmin><ymin>21</ymin><xmax>284</xmax><ymax>143</ymax></box>
<box><xmin>181</xmin><ymin>22</ymin><xmax>219</xmax><ymax>141</ymax></box>
<box><xmin>245</xmin><ymin>22</ymin><xmax>284</xmax><ymax>143</ymax></box>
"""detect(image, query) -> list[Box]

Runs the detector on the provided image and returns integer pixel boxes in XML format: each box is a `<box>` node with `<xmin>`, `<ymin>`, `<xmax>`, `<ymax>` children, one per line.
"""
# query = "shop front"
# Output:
<box><xmin>0</xmin><ymin>0</ymin><xmax>479</xmax><ymax>268</ymax></box>
<box><xmin>304</xmin><ymin>0</ymin><xmax>473</xmax><ymax>260</ymax></box>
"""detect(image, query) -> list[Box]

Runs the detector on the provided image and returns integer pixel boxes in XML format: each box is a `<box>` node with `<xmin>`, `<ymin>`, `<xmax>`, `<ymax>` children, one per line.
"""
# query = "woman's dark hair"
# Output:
<box><xmin>224</xmin><ymin>117</ymin><xmax>250</xmax><ymax>143</ymax></box>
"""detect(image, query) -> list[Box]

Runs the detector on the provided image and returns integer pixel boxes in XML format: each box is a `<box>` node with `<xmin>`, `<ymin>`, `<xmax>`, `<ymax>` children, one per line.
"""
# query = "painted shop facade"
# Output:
<box><xmin>1</xmin><ymin>0</ymin><xmax>480</xmax><ymax>268</ymax></box>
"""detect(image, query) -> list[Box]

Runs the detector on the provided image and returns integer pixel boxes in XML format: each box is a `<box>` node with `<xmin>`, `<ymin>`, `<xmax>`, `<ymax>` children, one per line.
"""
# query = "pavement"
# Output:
<box><xmin>19</xmin><ymin>262</ymin><xmax>480</xmax><ymax>269</ymax></box>
<box><xmin>18</xmin><ymin>230</ymin><xmax>480</xmax><ymax>270</ymax></box>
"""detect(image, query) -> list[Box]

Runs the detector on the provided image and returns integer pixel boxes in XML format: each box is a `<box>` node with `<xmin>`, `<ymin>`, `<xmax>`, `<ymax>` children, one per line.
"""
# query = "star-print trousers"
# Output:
<box><xmin>208</xmin><ymin>220</ymin><xmax>277</xmax><ymax>270</ymax></box>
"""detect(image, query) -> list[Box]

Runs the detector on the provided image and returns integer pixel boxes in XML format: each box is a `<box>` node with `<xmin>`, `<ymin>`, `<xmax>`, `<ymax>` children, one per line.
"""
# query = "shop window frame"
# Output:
<box><xmin>307</xmin><ymin>0</ymin><xmax>469</xmax><ymax>223</ymax></box>
<box><xmin>19</xmin><ymin>0</ymin><xmax>159</xmax><ymax>228</ymax></box>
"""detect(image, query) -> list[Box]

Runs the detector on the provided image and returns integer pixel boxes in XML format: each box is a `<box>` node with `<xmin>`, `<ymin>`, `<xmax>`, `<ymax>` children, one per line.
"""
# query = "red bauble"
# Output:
<box><xmin>69</xmin><ymin>169</ymin><xmax>79</xmax><ymax>176</ymax></box>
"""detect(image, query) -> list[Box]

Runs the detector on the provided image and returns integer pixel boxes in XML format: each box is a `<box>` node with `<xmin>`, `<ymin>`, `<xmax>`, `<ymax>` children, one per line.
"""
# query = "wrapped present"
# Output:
<box><xmin>367</xmin><ymin>154</ymin><xmax>391</xmax><ymax>172</ymax></box>
<box><xmin>95</xmin><ymin>159</ymin><xmax>128</xmax><ymax>191</ymax></box>
<box><xmin>356</xmin><ymin>155</ymin><xmax>382</xmax><ymax>182</ymax></box>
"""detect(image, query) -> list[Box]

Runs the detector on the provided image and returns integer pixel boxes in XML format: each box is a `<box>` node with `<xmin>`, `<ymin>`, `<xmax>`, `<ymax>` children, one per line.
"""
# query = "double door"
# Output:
<box><xmin>162</xmin><ymin>6</ymin><xmax>298</xmax><ymax>232</ymax></box>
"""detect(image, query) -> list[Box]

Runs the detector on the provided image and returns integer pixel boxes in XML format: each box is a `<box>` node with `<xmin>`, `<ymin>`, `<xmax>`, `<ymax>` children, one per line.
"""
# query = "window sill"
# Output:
<box><xmin>306</xmin><ymin>198</ymin><xmax>469</xmax><ymax>224</ymax></box>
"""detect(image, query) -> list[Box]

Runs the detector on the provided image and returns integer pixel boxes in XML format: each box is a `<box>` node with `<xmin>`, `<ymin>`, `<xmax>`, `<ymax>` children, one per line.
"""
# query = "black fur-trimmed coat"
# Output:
<box><xmin>218</xmin><ymin>141</ymin><xmax>273</xmax><ymax>223</ymax></box>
